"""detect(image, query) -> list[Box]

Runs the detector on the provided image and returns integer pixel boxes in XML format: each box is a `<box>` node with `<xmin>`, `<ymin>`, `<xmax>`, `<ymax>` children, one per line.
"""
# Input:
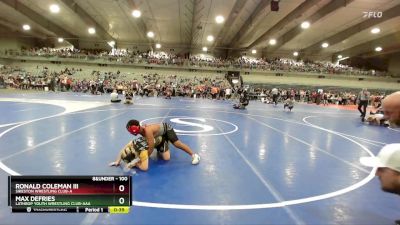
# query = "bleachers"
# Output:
<box><xmin>1</xmin><ymin>53</ymin><xmax>397</xmax><ymax>91</ymax></box>
<box><xmin>2</xmin><ymin>48</ymin><xmax>395</xmax><ymax>77</ymax></box>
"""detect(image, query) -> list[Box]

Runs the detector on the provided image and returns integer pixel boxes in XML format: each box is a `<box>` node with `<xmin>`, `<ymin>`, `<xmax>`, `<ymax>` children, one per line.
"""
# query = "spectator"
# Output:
<box><xmin>360</xmin><ymin>144</ymin><xmax>400</xmax><ymax>194</ymax></box>
<box><xmin>360</xmin><ymin>144</ymin><xmax>400</xmax><ymax>225</ymax></box>
<box><xmin>0</xmin><ymin>75</ymin><xmax>5</xmax><ymax>88</ymax></box>
<box><xmin>271</xmin><ymin>87</ymin><xmax>279</xmax><ymax>105</ymax></box>
<box><xmin>110</xmin><ymin>89</ymin><xmax>121</xmax><ymax>103</ymax></box>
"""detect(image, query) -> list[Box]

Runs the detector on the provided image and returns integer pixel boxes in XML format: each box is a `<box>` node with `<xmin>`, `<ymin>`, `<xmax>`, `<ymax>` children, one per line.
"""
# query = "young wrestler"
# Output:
<box><xmin>124</xmin><ymin>89</ymin><xmax>134</xmax><ymax>104</ymax></box>
<box><xmin>284</xmin><ymin>97</ymin><xmax>294</xmax><ymax>111</ymax></box>
<box><xmin>233</xmin><ymin>90</ymin><xmax>249</xmax><ymax>109</ymax></box>
<box><xmin>109</xmin><ymin>136</ymin><xmax>168</xmax><ymax>171</ymax></box>
<box><xmin>126</xmin><ymin>120</ymin><xmax>201</xmax><ymax>165</ymax></box>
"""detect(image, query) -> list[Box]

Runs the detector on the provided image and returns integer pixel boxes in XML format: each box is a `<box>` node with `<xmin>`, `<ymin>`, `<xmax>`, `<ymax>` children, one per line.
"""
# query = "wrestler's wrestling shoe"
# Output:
<box><xmin>192</xmin><ymin>153</ymin><xmax>201</xmax><ymax>165</ymax></box>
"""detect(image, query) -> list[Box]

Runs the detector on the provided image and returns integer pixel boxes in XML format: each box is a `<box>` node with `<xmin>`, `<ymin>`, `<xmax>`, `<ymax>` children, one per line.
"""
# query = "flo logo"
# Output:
<box><xmin>363</xmin><ymin>11</ymin><xmax>383</xmax><ymax>18</ymax></box>
<box><xmin>141</xmin><ymin>117</ymin><xmax>238</xmax><ymax>136</ymax></box>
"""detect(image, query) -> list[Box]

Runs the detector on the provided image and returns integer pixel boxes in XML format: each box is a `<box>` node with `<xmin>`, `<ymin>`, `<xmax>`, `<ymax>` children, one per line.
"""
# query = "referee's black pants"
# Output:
<box><xmin>358</xmin><ymin>100</ymin><xmax>368</xmax><ymax>118</ymax></box>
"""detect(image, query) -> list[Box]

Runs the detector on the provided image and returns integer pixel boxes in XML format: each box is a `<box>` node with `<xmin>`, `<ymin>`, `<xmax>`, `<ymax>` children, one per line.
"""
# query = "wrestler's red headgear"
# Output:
<box><xmin>127</xmin><ymin>125</ymin><xmax>140</xmax><ymax>135</ymax></box>
<box><xmin>126</xmin><ymin>120</ymin><xmax>140</xmax><ymax>135</ymax></box>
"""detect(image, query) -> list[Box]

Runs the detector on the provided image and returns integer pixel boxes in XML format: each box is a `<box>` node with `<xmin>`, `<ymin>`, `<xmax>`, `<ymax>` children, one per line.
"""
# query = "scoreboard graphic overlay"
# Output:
<box><xmin>8</xmin><ymin>176</ymin><xmax>131</xmax><ymax>213</ymax></box>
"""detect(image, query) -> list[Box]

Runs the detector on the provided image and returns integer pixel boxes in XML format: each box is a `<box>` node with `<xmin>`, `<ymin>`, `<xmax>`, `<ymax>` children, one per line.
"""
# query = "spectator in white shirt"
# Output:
<box><xmin>110</xmin><ymin>89</ymin><xmax>121</xmax><ymax>103</ymax></box>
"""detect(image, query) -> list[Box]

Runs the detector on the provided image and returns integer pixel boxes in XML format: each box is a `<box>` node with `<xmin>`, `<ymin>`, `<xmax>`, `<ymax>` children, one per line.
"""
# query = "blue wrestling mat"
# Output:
<box><xmin>0</xmin><ymin>92</ymin><xmax>399</xmax><ymax>225</ymax></box>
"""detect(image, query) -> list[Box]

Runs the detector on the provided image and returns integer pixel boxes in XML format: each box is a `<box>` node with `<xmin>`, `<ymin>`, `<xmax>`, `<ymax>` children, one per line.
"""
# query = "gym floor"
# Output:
<box><xmin>0</xmin><ymin>92</ymin><xmax>399</xmax><ymax>225</ymax></box>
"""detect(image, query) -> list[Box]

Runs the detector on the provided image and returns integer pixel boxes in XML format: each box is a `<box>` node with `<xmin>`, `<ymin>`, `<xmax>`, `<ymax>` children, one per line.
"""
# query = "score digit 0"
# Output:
<box><xmin>118</xmin><ymin>184</ymin><xmax>125</xmax><ymax>192</ymax></box>
<box><xmin>119</xmin><ymin>197</ymin><xmax>125</xmax><ymax>205</ymax></box>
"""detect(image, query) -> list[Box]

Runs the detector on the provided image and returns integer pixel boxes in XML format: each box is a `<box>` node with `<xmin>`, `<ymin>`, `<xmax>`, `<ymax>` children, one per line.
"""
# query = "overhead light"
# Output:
<box><xmin>251</xmin><ymin>49</ymin><xmax>257</xmax><ymax>54</ymax></box>
<box><xmin>337</xmin><ymin>55</ymin><xmax>342</xmax><ymax>59</ymax></box>
<box><xmin>147</xmin><ymin>31</ymin><xmax>154</xmax><ymax>38</ymax></box>
<box><xmin>375</xmin><ymin>47</ymin><xmax>382</xmax><ymax>52</ymax></box>
<box><xmin>49</xmin><ymin>4</ymin><xmax>60</xmax><ymax>13</ymax></box>
<box><xmin>155</xmin><ymin>43</ymin><xmax>161</xmax><ymax>49</ymax></box>
<box><xmin>269</xmin><ymin>39</ymin><xmax>276</xmax><ymax>45</ymax></box>
<box><xmin>207</xmin><ymin>35</ymin><xmax>214</xmax><ymax>42</ymax></box>
<box><xmin>371</xmin><ymin>28</ymin><xmax>380</xmax><ymax>34</ymax></box>
<box><xmin>293</xmin><ymin>51</ymin><xmax>299</xmax><ymax>56</ymax></box>
<box><xmin>321</xmin><ymin>42</ymin><xmax>329</xmax><ymax>48</ymax></box>
<box><xmin>58</xmin><ymin>38</ymin><xmax>64</xmax><ymax>43</ymax></box>
<box><xmin>202</xmin><ymin>47</ymin><xmax>208</xmax><ymax>52</ymax></box>
<box><xmin>215</xmin><ymin>15</ymin><xmax>224</xmax><ymax>24</ymax></box>
<box><xmin>22</xmin><ymin>24</ymin><xmax>30</xmax><ymax>31</ymax></box>
<box><xmin>88</xmin><ymin>27</ymin><xmax>96</xmax><ymax>34</ymax></box>
<box><xmin>132</xmin><ymin>10</ymin><xmax>141</xmax><ymax>18</ymax></box>
<box><xmin>301</xmin><ymin>21</ymin><xmax>310</xmax><ymax>29</ymax></box>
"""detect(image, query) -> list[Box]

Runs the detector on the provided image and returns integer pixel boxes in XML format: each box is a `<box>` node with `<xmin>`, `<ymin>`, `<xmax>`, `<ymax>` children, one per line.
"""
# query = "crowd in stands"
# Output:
<box><xmin>250</xmin><ymin>87</ymin><xmax>384</xmax><ymax>106</ymax></box>
<box><xmin>0</xmin><ymin>65</ymin><xmax>83</xmax><ymax>91</ymax></box>
<box><xmin>1</xmin><ymin>47</ymin><xmax>387</xmax><ymax>76</ymax></box>
<box><xmin>0</xmin><ymin>65</ymin><xmax>233</xmax><ymax>99</ymax></box>
<box><xmin>188</xmin><ymin>56</ymin><xmax>386</xmax><ymax>76</ymax></box>
<box><xmin>1</xmin><ymin>65</ymin><xmax>386</xmax><ymax>109</ymax></box>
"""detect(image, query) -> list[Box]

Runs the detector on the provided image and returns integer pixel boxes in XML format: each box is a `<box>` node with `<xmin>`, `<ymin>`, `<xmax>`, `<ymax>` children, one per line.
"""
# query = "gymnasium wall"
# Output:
<box><xmin>388</xmin><ymin>52</ymin><xmax>400</xmax><ymax>77</ymax></box>
<box><xmin>241</xmin><ymin>74</ymin><xmax>399</xmax><ymax>90</ymax></box>
<box><xmin>0</xmin><ymin>37</ymin><xmax>36</xmax><ymax>52</ymax></box>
